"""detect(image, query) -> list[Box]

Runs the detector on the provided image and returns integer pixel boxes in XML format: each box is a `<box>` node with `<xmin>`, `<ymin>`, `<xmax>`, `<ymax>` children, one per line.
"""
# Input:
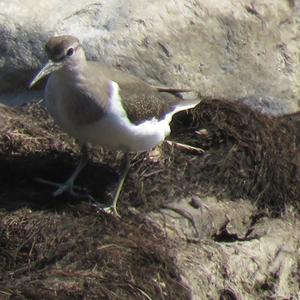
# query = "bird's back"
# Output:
<box><xmin>84</xmin><ymin>62</ymin><xmax>183</xmax><ymax>125</ymax></box>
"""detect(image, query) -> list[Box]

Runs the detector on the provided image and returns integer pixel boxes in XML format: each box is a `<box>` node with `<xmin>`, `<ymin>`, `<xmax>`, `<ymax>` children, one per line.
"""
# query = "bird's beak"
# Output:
<box><xmin>29</xmin><ymin>60</ymin><xmax>62</xmax><ymax>88</ymax></box>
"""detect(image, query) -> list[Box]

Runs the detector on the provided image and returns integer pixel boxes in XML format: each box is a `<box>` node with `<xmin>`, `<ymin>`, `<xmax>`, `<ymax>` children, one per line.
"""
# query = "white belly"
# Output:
<box><xmin>74</xmin><ymin>113</ymin><xmax>171</xmax><ymax>152</ymax></box>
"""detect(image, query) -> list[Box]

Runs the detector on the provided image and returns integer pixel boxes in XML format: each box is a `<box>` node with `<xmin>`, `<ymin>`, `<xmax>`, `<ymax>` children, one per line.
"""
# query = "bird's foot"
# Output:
<box><xmin>36</xmin><ymin>177</ymin><xmax>89</xmax><ymax>198</ymax></box>
<box><xmin>92</xmin><ymin>202</ymin><xmax>121</xmax><ymax>218</ymax></box>
<box><xmin>103</xmin><ymin>204</ymin><xmax>121</xmax><ymax>218</ymax></box>
<box><xmin>36</xmin><ymin>177</ymin><xmax>121</xmax><ymax>218</ymax></box>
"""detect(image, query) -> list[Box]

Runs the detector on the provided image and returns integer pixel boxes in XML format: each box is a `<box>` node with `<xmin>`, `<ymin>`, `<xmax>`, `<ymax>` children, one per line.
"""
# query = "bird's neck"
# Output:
<box><xmin>59</xmin><ymin>59</ymin><xmax>87</xmax><ymax>84</ymax></box>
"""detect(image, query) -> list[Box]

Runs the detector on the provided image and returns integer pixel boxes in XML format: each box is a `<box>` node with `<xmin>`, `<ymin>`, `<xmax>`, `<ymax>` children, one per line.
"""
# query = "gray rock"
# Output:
<box><xmin>0</xmin><ymin>0</ymin><xmax>300</xmax><ymax>113</ymax></box>
<box><xmin>0</xmin><ymin>90</ymin><xmax>43</xmax><ymax>107</ymax></box>
<box><xmin>239</xmin><ymin>95</ymin><xmax>297</xmax><ymax>116</ymax></box>
<box><xmin>150</xmin><ymin>197</ymin><xmax>300</xmax><ymax>299</ymax></box>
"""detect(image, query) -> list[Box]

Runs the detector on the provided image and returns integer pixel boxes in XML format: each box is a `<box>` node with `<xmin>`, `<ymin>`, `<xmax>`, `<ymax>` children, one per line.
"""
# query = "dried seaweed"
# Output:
<box><xmin>1</xmin><ymin>96</ymin><xmax>300</xmax><ymax>299</ymax></box>
<box><xmin>0</xmin><ymin>208</ymin><xmax>189</xmax><ymax>299</ymax></box>
<box><xmin>171</xmin><ymin>98</ymin><xmax>300</xmax><ymax>213</ymax></box>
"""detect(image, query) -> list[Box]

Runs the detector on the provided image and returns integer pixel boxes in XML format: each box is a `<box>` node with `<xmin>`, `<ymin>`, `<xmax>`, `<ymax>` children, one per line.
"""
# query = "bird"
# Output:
<box><xmin>29</xmin><ymin>35</ymin><xmax>201</xmax><ymax>216</ymax></box>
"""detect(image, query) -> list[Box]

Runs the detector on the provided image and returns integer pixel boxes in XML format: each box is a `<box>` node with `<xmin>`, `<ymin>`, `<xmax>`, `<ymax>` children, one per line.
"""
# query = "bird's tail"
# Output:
<box><xmin>172</xmin><ymin>89</ymin><xmax>201</xmax><ymax>114</ymax></box>
<box><xmin>153</xmin><ymin>85</ymin><xmax>201</xmax><ymax>112</ymax></box>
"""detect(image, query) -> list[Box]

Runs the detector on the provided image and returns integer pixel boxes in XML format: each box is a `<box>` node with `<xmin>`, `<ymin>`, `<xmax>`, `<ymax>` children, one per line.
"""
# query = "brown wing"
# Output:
<box><xmin>118</xmin><ymin>81</ymin><xmax>181</xmax><ymax>125</ymax></box>
<box><xmin>83</xmin><ymin>62</ymin><xmax>197</xmax><ymax>125</ymax></box>
<box><xmin>94</xmin><ymin>64</ymin><xmax>183</xmax><ymax>125</ymax></box>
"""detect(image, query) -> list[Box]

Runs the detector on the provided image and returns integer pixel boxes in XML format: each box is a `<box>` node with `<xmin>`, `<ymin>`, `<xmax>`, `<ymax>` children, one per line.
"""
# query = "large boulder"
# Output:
<box><xmin>0</xmin><ymin>0</ymin><xmax>300</xmax><ymax>113</ymax></box>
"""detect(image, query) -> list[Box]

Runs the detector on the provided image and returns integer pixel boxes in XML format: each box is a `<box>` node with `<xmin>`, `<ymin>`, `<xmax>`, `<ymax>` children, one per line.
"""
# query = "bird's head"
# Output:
<box><xmin>29</xmin><ymin>35</ymin><xmax>85</xmax><ymax>88</ymax></box>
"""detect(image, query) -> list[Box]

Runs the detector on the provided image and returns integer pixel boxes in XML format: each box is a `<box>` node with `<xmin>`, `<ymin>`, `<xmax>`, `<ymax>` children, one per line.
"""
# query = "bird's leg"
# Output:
<box><xmin>36</xmin><ymin>144</ymin><xmax>89</xmax><ymax>197</ymax></box>
<box><xmin>53</xmin><ymin>144</ymin><xmax>89</xmax><ymax>196</ymax></box>
<box><xmin>103</xmin><ymin>152</ymin><xmax>130</xmax><ymax>217</ymax></box>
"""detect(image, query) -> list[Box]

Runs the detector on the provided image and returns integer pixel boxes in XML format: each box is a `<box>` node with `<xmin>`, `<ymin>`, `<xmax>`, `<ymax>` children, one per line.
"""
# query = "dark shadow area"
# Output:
<box><xmin>0</xmin><ymin>151</ymin><xmax>118</xmax><ymax>211</ymax></box>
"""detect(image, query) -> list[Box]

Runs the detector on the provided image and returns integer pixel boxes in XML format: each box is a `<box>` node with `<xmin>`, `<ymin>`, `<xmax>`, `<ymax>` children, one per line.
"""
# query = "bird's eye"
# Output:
<box><xmin>66</xmin><ymin>48</ymin><xmax>74</xmax><ymax>56</ymax></box>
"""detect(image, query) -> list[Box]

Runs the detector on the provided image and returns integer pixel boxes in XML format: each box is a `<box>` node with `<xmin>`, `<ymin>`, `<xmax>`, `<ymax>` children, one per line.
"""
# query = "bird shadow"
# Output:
<box><xmin>0</xmin><ymin>150</ymin><xmax>119</xmax><ymax>212</ymax></box>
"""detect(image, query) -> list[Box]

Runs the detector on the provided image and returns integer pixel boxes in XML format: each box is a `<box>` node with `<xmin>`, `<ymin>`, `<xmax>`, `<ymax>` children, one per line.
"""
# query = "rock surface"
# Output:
<box><xmin>1</xmin><ymin>0</ymin><xmax>300</xmax><ymax>113</ymax></box>
<box><xmin>151</xmin><ymin>198</ymin><xmax>300</xmax><ymax>299</ymax></box>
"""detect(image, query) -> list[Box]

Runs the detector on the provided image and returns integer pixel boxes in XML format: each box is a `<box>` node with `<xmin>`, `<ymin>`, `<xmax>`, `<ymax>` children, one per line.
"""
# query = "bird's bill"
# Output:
<box><xmin>29</xmin><ymin>60</ymin><xmax>62</xmax><ymax>88</ymax></box>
